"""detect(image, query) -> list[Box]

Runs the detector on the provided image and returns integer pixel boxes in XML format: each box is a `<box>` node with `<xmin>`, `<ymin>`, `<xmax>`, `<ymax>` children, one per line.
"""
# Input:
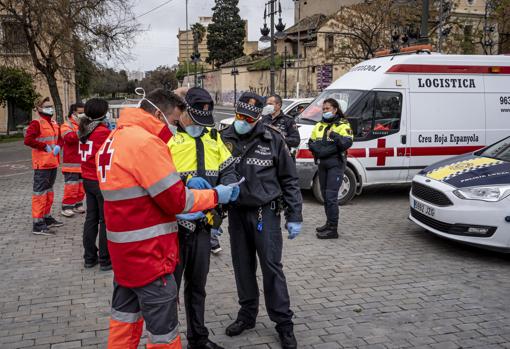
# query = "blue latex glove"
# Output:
<box><xmin>211</xmin><ymin>227</ymin><xmax>223</xmax><ymax>237</ymax></box>
<box><xmin>45</xmin><ymin>145</ymin><xmax>52</xmax><ymax>153</ymax></box>
<box><xmin>230</xmin><ymin>185</ymin><xmax>240</xmax><ymax>201</ymax></box>
<box><xmin>214</xmin><ymin>185</ymin><xmax>234</xmax><ymax>204</ymax></box>
<box><xmin>52</xmin><ymin>145</ymin><xmax>61</xmax><ymax>156</ymax></box>
<box><xmin>187</xmin><ymin>177</ymin><xmax>212</xmax><ymax>189</ymax></box>
<box><xmin>287</xmin><ymin>222</ymin><xmax>302</xmax><ymax>240</ymax></box>
<box><xmin>176</xmin><ymin>211</ymin><xmax>205</xmax><ymax>221</ymax></box>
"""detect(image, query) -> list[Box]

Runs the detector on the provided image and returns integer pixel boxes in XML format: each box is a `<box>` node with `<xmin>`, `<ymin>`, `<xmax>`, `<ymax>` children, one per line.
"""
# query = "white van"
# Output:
<box><xmin>296</xmin><ymin>52</ymin><xmax>510</xmax><ymax>204</ymax></box>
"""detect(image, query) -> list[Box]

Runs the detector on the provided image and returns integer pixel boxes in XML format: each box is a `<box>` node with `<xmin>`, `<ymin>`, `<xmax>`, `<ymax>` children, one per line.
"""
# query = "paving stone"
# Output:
<box><xmin>2</xmin><ymin>142</ymin><xmax>510</xmax><ymax>348</ymax></box>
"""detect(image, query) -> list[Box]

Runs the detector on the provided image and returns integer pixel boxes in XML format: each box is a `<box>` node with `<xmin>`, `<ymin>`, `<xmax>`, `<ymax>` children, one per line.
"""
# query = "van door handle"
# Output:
<box><xmin>401</xmin><ymin>135</ymin><xmax>407</xmax><ymax>144</ymax></box>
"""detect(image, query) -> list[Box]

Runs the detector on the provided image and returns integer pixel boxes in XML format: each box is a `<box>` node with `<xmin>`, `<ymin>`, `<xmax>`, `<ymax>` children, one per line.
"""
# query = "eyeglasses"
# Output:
<box><xmin>235</xmin><ymin>113</ymin><xmax>258</xmax><ymax>124</ymax></box>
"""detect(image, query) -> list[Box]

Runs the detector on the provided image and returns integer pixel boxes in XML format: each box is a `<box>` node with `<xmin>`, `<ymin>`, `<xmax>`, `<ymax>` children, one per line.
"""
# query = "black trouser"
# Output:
<box><xmin>228</xmin><ymin>204</ymin><xmax>293</xmax><ymax>332</ymax></box>
<box><xmin>318</xmin><ymin>159</ymin><xmax>345</xmax><ymax>226</ymax></box>
<box><xmin>83</xmin><ymin>179</ymin><xmax>109</xmax><ymax>265</ymax></box>
<box><xmin>174</xmin><ymin>223</ymin><xmax>211</xmax><ymax>346</ymax></box>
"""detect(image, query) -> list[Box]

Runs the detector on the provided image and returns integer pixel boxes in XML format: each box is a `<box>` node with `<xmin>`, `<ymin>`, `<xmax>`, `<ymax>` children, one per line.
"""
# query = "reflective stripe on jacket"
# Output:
<box><xmin>309</xmin><ymin>118</ymin><xmax>353</xmax><ymax>160</ymax></box>
<box><xmin>31</xmin><ymin>118</ymin><xmax>59</xmax><ymax>169</ymax></box>
<box><xmin>60</xmin><ymin>118</ymin><xmax>81</xmax><ymax>173</ymax></box>
<box><xmin>97</xmin><ymin>108</ymin><xmax>218</xmax><ymax>288</ymax></box>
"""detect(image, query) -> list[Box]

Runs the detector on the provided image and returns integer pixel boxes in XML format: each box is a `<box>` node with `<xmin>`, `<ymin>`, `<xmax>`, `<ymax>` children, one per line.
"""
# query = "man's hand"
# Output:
<box><xmin>214</xmin><ymin>185</ymin><xmax>234</xmax><ymax>204</ymax></box>
<box><xmin>287</xmin><ymin>222</ymin><xmax>302</xmax><ymax>240</ymax></box>
<box><xmin>187</xmin><ymin>177</ymin><xmax>212</xmax><ymax>189</ymax></box>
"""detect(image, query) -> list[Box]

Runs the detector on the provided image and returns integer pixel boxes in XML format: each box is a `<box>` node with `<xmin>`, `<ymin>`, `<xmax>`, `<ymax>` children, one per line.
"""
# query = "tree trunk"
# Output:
<box><xmin>45</xmin><ymin>72</ymin><xmax>64</xmax><ymax>125</ymax></box>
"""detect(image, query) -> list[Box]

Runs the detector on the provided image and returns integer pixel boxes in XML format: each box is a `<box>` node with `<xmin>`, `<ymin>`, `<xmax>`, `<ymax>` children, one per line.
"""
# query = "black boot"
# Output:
<box><xmin>188</xmin><ymin>339</ymin><xmax>224</xmax><ymax>349</ymax></box>
<box><xmin>225</xmin><ymin>319</ymin><xmax>255</xmax><ymax>337</ymax></box>
<box><xmin>315</xmin><ymin>223</ymin><xmax>329</xmax><ymax>233</ymax></box>
<box><xmin>316</xmin><ymin>223</ymin><xmax>338</xmax><ymax>239</ymax></box>
<box><xmin>278</xmin><ymin>328</ymin><xmax>297</xmax><ymax>349</ymax></box>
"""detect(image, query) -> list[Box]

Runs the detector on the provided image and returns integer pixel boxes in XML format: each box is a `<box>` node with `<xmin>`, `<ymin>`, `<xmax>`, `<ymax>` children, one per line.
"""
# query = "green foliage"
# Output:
<box><xmin>139</xmin><ymin>65</ymin><xmax>178</xmax><ymax>91</ymax></box>
<box><xmin>0</xmin><ymin>67</ymin><xmax>39</xmax><ymax>112</ymax></box>
<box><xmin>175</xmin><ymin>64</ymin><xmax>206</xmax><ymax>83</ymax></box>
<box><xmin>207</xmin><ymin>0</ymin><xmax>246</xmax><ymax>68</ymax></box>
<box><xmin>90</xmin><ymin>67</ymin><xmax>129</xmax><ymax>98</ymax></box>
<box><xmin>191</xmin><ymin>23</ymin><xmax>207</xmax><ymax>46</ymax></box>
<box><xmin>248</xmin><ymin>55</ymin><xmax>283</xmax><ymax>71</ymax></box>
<box><xmin>75</xmin><ymin>53</ymin><xmax>99</xmax><ymax>99</ymax></box>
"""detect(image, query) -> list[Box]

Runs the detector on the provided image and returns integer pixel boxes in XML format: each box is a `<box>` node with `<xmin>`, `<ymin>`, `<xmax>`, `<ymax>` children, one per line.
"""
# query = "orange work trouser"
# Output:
<box><xmin>107</xmin><ymin>274</ymin><xmax>182</xmax><ymax>349</ymax></box>
<box><xmin>62</xmin><ymin>172</ymin><xmax>85</xmax><ymax>210</ymax></box>
<box><xmin>32</xmin><ymin>168</ymin><xmax>57</xmax><ymax>229</ymax></box>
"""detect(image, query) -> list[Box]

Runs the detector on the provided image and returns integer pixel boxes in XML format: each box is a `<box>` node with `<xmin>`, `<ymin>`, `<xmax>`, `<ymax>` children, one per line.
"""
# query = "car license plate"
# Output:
<box><xmin>413</xmin><ymin>200</ymin><xmax>435</xmax><ymax>217</ymax></box>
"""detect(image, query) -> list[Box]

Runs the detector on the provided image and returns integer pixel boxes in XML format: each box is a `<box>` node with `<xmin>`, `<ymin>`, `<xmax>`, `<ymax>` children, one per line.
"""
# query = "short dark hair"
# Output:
<box><xmin>269</xmin><ymin>94</ymin><xmax>282</xmax><ymax>106</ymax></box>
<box><xmin>84</xmin><ymin>98</ymin><xmax>109</xmax><ymax>120</ymax></box>
<box><xmin>68</xmin><ymin>102</ymin><xmax>85</xmax><ymax>118</ymax></box>
<box><xmin>323</xmin><ymin>98</ymin><xmax>345</xmax><ymax>118</ymax></box>
<box><xmin>140</xmin><ymin>88</ymin><xmax>186</xmax><ymax>115</ymax></box>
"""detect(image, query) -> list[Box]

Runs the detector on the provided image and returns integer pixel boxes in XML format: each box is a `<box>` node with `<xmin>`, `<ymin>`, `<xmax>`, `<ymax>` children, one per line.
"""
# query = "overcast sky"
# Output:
<box><xmin>121</xmin><ymin>0</ymin><xmax>295</xmax><ymax>72</ymax></box>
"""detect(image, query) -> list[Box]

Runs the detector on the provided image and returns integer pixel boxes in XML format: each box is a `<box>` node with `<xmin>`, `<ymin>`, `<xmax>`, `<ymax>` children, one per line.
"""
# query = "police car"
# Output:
<box><xmin>409</xmin><ymin>136</ymin><xmax>510</xmax><ymax>251</ymax></box>
<box><xmin>295</xmin><ymin>51</ymin><xmax>510</xmax><ymax>205</ymax></box>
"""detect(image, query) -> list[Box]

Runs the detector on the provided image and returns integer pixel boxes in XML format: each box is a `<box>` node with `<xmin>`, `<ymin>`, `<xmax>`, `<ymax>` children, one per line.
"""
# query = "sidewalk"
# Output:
<box><xmin>2</xmin><ymin>141</ymin><xmax>510</xmax><ymax>348</ymax></box>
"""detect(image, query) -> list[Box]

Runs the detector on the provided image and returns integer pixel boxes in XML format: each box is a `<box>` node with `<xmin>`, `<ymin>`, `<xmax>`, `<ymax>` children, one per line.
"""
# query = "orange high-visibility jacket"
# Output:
<box><xmin>96</xmin><ymin>108</ymin><xmax>218</xmax><ymax>288</ymax></box>
<box><xmin>31</xmin><ymin>118</ymin><xmax>59</xmax><ymax>169</ymax></box>
<box><xmin>60</xmin><ymin>118</ymin><xmax>82</xmax><ymax>173</ymax></box>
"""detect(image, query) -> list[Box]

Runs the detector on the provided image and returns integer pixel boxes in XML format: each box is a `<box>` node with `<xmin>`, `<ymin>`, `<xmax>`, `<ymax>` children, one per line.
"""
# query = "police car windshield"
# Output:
<box><xmin>479</xmin><ymin>137</ymin><xmax>510</xmax><ymax>162</ymax></box>
<box><xmin>298</xmin><ymin>90</ymin><xmax>364</xmax><ymax>124</ymax></box>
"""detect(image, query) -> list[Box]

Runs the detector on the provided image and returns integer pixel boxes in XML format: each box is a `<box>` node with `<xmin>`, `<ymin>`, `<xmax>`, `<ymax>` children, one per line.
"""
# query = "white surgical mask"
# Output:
<box><xmin>323</xmin><ymin>111</ymin><xmax>335</xmax><ymax>120</ymax></box>
<box><xmin>262</xmin><ymin>105</ymin><xmax>275</xmax><ymax>115</ymax></box>
<box><xmin>185</xmin><ymin>125</ymin><xmax>204</xmax><ymax>138</ymax></box>
<box><xmin>41</xmin><ymin>107</ymin><xmax>54</xmax><ymax>116</ymax></box>
<box><xmin>234</xmin><ymin>120</ymin><xmax>254</xmax><ymax>135</ymax></box>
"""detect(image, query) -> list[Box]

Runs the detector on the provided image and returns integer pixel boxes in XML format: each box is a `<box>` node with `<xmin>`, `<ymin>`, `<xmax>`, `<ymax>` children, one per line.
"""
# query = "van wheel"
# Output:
<box><xmin>312</xmin><ymin>167</ymin><xmax>357</xmax><ymax>206</ymax></box>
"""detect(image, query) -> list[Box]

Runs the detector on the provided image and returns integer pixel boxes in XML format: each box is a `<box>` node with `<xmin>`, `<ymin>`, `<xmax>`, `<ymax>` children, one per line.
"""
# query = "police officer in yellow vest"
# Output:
<box><xmin>168</xmin><ymin>87</ymin><xmax>238</xmax><ymax>349</ymax></box>
<box><xmin>308</xmin><ymin>98</ymin><xmax>353</xmax><ymax>239</ymax></box>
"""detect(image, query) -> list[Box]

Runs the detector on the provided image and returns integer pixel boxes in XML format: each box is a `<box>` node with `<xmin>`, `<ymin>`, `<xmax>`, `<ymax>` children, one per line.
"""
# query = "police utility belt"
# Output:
<box><xmin>254</xmin><ymin>197</ymin><xmax>285</xmax><ymax>233</ymax></box>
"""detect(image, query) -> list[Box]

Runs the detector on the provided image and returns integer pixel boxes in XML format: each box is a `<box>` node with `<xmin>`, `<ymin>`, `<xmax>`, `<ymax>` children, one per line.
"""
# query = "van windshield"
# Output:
<box><xmin>479</xmin><ymin>137</ymin><xmax>510</xmax><ymax>162</ymax></box>
<box><xmin>298</xmin><ymin>90</ymin><xmax>364</xmax><ymax>124</ymax></box>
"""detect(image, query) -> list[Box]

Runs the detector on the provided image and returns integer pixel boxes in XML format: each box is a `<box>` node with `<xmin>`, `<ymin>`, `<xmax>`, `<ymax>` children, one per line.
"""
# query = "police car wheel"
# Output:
<box><xmin>312</xmin><ymin>167</ymin><xmax>357</xmax><ymax>206</ymax></box>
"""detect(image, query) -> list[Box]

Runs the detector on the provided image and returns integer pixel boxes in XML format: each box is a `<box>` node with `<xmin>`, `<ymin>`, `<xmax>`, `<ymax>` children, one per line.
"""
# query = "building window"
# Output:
<box><xmin>325</xmin><ymin>34</ymin><xmax>334</xmax><ymax>54</ymax></box>
<box><xmin>0</xmin><ymin>18</ymin><xmax>28</xmax><ymax>55</ymax></box>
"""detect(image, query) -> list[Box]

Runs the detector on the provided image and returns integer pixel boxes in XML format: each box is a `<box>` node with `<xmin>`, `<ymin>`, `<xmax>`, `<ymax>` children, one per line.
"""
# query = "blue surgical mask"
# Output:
<box><xmin>234</xmin><ymin>120</ymin><xmax>254</xmax><ymax>135</ymax></box>
<box><xmin>185</xmin><ymin>125</ymin><xmax>204</xmax><ymax>138</ymax></box>
<box><xmin>323</xmin><ymin>111</ymin><xmax>335</xmax><ymax>120</ymax></box>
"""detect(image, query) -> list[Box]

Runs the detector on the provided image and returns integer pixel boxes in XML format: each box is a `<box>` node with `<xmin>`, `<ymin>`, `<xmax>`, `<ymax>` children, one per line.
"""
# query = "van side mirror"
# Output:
<box><xmin>346</xmin><ymin>117</ymin><xmax>359</xmax><ymax>136</ymax></box>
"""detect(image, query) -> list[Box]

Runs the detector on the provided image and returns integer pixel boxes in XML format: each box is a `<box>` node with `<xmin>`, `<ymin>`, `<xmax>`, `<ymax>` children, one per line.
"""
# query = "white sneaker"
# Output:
<box><xmin>73</xmin><ymin>206</ymin><xmax>86</xmax><ymax>214</ymax></box>
<box><xmin>211</xmin><ymin>245</ymin><xmax>222</xmax><ymax>254</ymax></box>
<box><xmin>61</xmin><ymin>209</ymin><xmax>75</xmax><ymax>217</ymax></box>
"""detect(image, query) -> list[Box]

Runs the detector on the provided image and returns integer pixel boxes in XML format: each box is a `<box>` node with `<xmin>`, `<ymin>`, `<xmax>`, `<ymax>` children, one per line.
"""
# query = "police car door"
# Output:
<box><xmin>349</xmin><ymin>90</ymin><xmax>408</xmax><ymax>184</ymax></box>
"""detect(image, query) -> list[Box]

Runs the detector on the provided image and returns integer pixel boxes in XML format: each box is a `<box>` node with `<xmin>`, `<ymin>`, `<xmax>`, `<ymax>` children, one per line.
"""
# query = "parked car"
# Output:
<box><xmin>218</xmin><ymin>98</ymin><xmax>313</xmax><ymax>130</ymax></box>
<box><xmin>409</xmin><ymin>136</ymin><xmax>510</xmax><ymax>252</ymax></box>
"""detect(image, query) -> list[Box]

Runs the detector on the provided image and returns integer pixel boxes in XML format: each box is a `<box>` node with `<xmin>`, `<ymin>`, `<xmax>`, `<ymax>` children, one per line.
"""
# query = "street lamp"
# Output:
<box><xmin>191</xmin><ymin>52</ymin><xmax>201</xmax><ymax>86</ymax></box>
<box><xmin>260</xmin><ymin>0</ymin><xmax>286</xmax><ymax>95</ymax></box>
<box><xmin>281</xmin><ymin>46</ymin><xmax>292</xmax><ymax>98</ymax></box>
<box><xmin>231</xmin><ymin>59</ymin><xmax>239</xmax><ymax>107</ymax></box>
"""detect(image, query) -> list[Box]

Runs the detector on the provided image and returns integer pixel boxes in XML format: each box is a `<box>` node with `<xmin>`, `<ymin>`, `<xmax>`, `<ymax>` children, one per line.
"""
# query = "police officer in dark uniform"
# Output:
<box><xmin>262</xmin><ymin>94</ymin><xmax>301</xmax><ymax>150</ymax></box>
<box><xmin>309</xmin><ymin>98</ymin><xmax>353</xmax><ymax>239</ymax></box>
<box><xmin>221</xmin><ymin>92</ymin><xmax>302</xmax><ymax>349</ymax></box>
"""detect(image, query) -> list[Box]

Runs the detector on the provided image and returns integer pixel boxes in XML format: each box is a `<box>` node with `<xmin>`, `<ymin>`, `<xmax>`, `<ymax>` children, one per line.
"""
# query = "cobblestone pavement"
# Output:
<box><xmin>2</xmin><ymin>143</ymin><xmax>510</xmax><ymax>348</ymax></box>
